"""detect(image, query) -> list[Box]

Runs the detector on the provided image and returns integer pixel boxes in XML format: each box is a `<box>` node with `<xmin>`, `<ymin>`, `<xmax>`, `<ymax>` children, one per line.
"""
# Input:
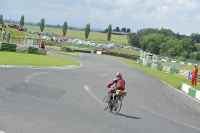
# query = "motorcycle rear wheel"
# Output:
<box><xmin>113</xmin><ymin>98</ymin><xmax>122</xmax><ymax>115</ymax></box>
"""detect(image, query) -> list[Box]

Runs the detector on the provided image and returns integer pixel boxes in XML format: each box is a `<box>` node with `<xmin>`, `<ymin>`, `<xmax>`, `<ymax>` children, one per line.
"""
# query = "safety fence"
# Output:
<box><xmin>137</xmin><ymin>59</ymin><xmax>200</xmax><ymax>82</ymax></box>
<box><xmin>0</xmin><ymin>33</ymin><xmax>41</xmax><ymax>45</ymax></box>
<box><xmin>101</xmin><ymin>51</ymin><xmax>140</xmax><ymax>61</ymax></box>
<box><xmin>159</xmin><ymin>58</ymin><xmax>198</xmax><ymax>67</ymax></box>
<box><xmin>0</xmin><ymin>42</ymin><xmax>47</xmax><ymax>55</ymax></box>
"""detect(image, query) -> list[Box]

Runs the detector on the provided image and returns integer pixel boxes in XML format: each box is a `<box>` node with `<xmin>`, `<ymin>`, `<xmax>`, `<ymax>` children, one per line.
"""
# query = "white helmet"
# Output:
<box><xmin>116</xmin><ymin>72</ymin><xmax>122</xmax><ymax>78</ymax></box>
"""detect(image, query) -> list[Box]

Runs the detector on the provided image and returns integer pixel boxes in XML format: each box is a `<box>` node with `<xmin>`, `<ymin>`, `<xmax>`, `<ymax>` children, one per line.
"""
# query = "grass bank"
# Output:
<box><xmin>116</xmin><ymin>57</ymin><xmax>200</xmax><ymax>90</ymax></box>
<box><xmin>0</xmin><ymin>51</ymin><xmax>80</xmax><ymax>66</ymax></box>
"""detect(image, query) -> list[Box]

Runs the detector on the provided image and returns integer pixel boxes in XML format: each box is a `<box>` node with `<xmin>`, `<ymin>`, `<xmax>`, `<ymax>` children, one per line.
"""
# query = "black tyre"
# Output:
<box><xmin>113</xmin><ymin>99</ymin><xmax>122</xmax><ymax>115</ymax></box>
<box><xmin>102</xmin><ymin>95</ymin><xmax>109</xmax><ymax>110</ymax></box>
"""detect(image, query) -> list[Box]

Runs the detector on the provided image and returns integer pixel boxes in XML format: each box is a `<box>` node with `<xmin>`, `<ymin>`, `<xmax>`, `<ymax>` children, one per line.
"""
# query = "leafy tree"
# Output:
<box><xmin>194</xmin><ymin>43</ymin><xmax>200</xmax><ymax>51</ymax></box>
<box><xmin>190</xmin><ymin>33</ymin><xmax>200</xmax><ymax>44</ymax></box>
<box><xmin>40</xmin><ymin>18</ymin><xmax>45</xmax><ymax>32</ymax></box>
<box><xmin>85</xmin><ymin>23</ymin><xmax>90</xmax><ymax>39</ymax></box>
<box><xmin>147</xmin><ymin>34</ymin><xmax>164</xmax><ymax>54</ymax></box>
<box><xmin>0</xmin><ymin>14</ymin><xmax>3</xmax><ymax>24</ymax></box>
<box><xmin>195</xmin><ymin>51</ymin><xmax>200</xmax><ymax>60</ymax></box>
<box><xmin>159</xmin><ymin>28</ymin><xmax>175</xmax><ymax>36</ymax></box>
<box><xmin>140</xmin><ymin>33</ymin><xmax>164</xmax><ymax>54</ymax></box>
<box><xmin>121</xmin><ymin>27</ymin><xmax>126</xmax><ymax>32</ymax></box>
<box><xmin>116</xmin><ymin>27</ymin><xmax>119</xmax><ymax>32</ymax></box>
<box><xmin>159</xmin><ymin>42</ymin><xmax>168</xmax><ymax>56</ymax></box>
<box><xmin>63</xmin><ymin>21</ymin><xmax>68</xmax><ymax>36</ymax></box>
<box><xmin>167</xmin><ymin>47</ymin><xmax>176</xmax><ymax>57</ymax></box>
<box><xmin>20</xmin><ymin>15</ymin><xmax>24</xmax><ymax>26</ymax></box>
<box><xmin>127</xmin><ymin>33</ymin><xmax>139</xmax><ymax>48</ymax></box>
<box><xmin>137</xmin><ymin>28</ymin><xmax>175</xmax><ymax>38</ymax></box>
<box><xmin>107</xmin><ymin>24</ymin><xmax>112</xmax><ymax>41</ymax></box>
<box><xmin>181</xmin><ymin>37</ymin><xmax>193</xmax><ymax>54</ymax></box>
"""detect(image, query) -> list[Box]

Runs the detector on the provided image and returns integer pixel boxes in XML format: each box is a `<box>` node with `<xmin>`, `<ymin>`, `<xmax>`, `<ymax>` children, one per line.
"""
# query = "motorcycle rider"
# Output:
<box><xmin>107</xmin><ymin>72</ymin><xmax>125</xmax><ymax>111</ymax></box>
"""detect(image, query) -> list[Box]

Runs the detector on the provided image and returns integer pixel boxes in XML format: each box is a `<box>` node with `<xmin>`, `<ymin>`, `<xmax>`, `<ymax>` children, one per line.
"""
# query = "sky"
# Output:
<box><xmin>1</xmin><ymin>0</ymin><xmax>200</xmax><ymax>35</ymax></box>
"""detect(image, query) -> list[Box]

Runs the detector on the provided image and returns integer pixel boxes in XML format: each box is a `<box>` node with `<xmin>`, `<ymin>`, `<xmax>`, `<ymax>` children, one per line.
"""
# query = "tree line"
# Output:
<box><xmin>127</xmin><ymin>28</ymin><xmax>200</xmax><ymax>60</ymax></box>
<box><xmin>0</xmin><ymin>14</ymin><xmax>114</xmax><ymax>41</ymax></box>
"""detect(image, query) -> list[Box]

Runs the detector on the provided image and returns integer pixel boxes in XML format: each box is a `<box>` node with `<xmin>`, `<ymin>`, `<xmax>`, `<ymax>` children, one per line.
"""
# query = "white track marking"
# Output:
<box><xmin>99</xmin><ymin>74</ymin><xmax>108</xmax><ymax>77</ymax></box>
<box><xmin>0</xmin><ymin>130</ymin><xmax>6</xmax><ymax>133</ymax></box>
<box><xmin>25</xmin><ymin>72</ymin><xmax>49</xmax><ymax>82</ymax></box>
<box><xmin>139</xmin><ymin>105</ymin><xmax>156</xmax><ymax>114</ymax></box>
<box><xmin>161</xmin><ymin>81</ymin><xmax>200</xmax><ymax>104</ymax></box>
<box><xmin>133</xmin><ymin>103</ymin><xmax>200</xmax><ymax>131</ymax></box>
<box><xmin>70</xmin><ymin>62</ymin><xmax>83</xmax><ymax>70</ymax></box>
<box><xmin>76</xmin><ymin>61</ymin><xmax>82</xmax><ymax>69</ymax></box>
<box><xmin>84</xmin><ymin>85</ymin><xmax>102</xmax><ymax>103</ymax></box>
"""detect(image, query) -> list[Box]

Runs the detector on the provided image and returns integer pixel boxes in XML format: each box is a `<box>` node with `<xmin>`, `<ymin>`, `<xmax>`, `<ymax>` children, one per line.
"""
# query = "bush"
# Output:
<box><xmin>66</xmin><ymin>47</ymin><xmax>73</xmax><ymax>52</ymax></box>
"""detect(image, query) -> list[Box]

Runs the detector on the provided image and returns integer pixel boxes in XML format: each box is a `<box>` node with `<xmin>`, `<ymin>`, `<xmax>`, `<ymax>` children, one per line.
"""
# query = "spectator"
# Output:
<box><xmin>2</xmin><ymin>30</ymin><xmax>6</xmax><ymax>42</ymax></box>
<box><xmin>40</xmin><ymin>41</ymin><xmax>46</xmax><ymax>49</ymax></box>
<box><xmin>191</xmin><ymin>64</ymin><xmax>198</xmax><ymax>86</ymax></box>
<box><xmin>7</xmin><ymin>31</ymin><xmax>11</xmax><ymax>43</ymax></box>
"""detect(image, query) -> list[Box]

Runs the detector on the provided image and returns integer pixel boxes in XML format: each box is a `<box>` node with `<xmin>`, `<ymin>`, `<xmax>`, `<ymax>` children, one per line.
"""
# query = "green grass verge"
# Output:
<box><xmin>116</xmin><ymin>57</ymin><xmax>200</xmax><ymax>90</ymax></box>
<box><xmin>0</xmin><ymin>51</ymin><xmax>80</xmax><ymax>66</ymax></box>
<box><xmin>50</xmin><ymin>50</ymin><xmax>80</xmax><ymax>58</ymax></box>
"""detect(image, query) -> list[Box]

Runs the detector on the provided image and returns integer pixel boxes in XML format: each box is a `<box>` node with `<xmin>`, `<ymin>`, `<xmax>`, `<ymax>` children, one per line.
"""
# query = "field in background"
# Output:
<box><xmin>4</xmin><ymin>22</ymin><xmax>128</xmax><ymax>45</ymax></box>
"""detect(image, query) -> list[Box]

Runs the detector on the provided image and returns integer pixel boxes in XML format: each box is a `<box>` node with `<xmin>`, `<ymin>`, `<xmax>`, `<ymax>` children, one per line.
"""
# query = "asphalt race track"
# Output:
<box><xmin>0</xmin><ymin>53</ymin><xmax>200</xmax><ymax>133</ymax></box>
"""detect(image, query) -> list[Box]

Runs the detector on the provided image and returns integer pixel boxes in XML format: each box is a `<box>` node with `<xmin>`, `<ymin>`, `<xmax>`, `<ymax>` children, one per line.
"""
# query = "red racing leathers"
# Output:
<box><xmin>192</xmin><ymin>67</ymin><xmax>198</xmax><ymax>86</ymax></box>
<box><xmin>107</xmin><ymin>77</ymin><xmax>125</xmax><ymax>101</ymax></box>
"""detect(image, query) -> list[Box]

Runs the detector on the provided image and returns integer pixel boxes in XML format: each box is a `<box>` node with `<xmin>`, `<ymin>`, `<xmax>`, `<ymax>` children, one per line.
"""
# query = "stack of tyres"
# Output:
<box><xmin>28</xmin><ymin>47</ymin><xmax>38</xmax><ymax>54</ymax></box>
<box><xmin>37</xmin><ymin>48</ymin><xmax>47</xmax><ymax>55</ymax></box>
<box><xmin>0</xmin><ymin>43</ymin><xmax>17</xmax><ymax>52</ymax></box>
<box><xmin>16</xmin><ymin>44</ymin><xmax>29</xmax><ymax>53</ymax></box>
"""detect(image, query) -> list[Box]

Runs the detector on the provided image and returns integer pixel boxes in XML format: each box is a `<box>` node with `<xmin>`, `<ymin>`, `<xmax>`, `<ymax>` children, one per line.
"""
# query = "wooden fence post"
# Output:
<box><xmin>12</xmin><ymin>36</ymin><xmax>14</xmax><ymax>43</ymax></box>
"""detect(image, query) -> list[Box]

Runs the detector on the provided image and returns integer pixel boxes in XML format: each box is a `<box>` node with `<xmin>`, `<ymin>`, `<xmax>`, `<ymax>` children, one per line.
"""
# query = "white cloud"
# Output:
<box><xmin>157</xmin><ymin>6</ymin><xmax>170</xmax><ymax>14</ymax></box>
<box><xmin>116</xmin><ymin>0</ymin><xmax>140</xmax><ymax>6</ymax></box>
<box><xmin>1</xmin><ymin>0</ymin><xmax>200</xmax><ymax>35</ymax></box>
<box><xmin>185</xmin><ymin>1</ymin><xmax>197</xmax><ymax>9</ymax></box>
<box><xmin>111</xmin><ymin>9</ymin><xmax>124</xmax><ymax>17</ymax></box>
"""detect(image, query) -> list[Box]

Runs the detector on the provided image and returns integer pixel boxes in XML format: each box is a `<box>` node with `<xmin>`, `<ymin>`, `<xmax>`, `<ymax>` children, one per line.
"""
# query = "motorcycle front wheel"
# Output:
<box><xmin>102</xmin><ymin>95</ymin><xmax>109</xmax><ymax>110</ymax></box>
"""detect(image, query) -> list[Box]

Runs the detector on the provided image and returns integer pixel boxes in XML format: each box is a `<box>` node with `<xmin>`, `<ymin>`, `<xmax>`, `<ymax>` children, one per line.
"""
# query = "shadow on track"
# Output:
<box><xmin>118</xmin><ymin>113</ymin><xmax>141</xmax><ymax>120</ymax></box>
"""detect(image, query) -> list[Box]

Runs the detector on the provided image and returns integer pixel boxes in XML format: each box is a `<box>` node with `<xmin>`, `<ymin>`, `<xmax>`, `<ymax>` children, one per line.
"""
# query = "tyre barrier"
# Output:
<box><xmin>138</xmin><ymin>60</ymin><xmax>200</xmax><ymax>101</ymax></box>
<box><xmin>0</xmin><ymin>42</ymin><xmax>47</xmax><ymax>55</ymax></box>
<box><xmin>179</xmin><ymin>82</ymin><xmax>200</xmax><ymax>101</ymax></box>
<box><xmin>137</xmin><ymin>59</ymin><xmax>199</xmax><ymax>80</ymax></box>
